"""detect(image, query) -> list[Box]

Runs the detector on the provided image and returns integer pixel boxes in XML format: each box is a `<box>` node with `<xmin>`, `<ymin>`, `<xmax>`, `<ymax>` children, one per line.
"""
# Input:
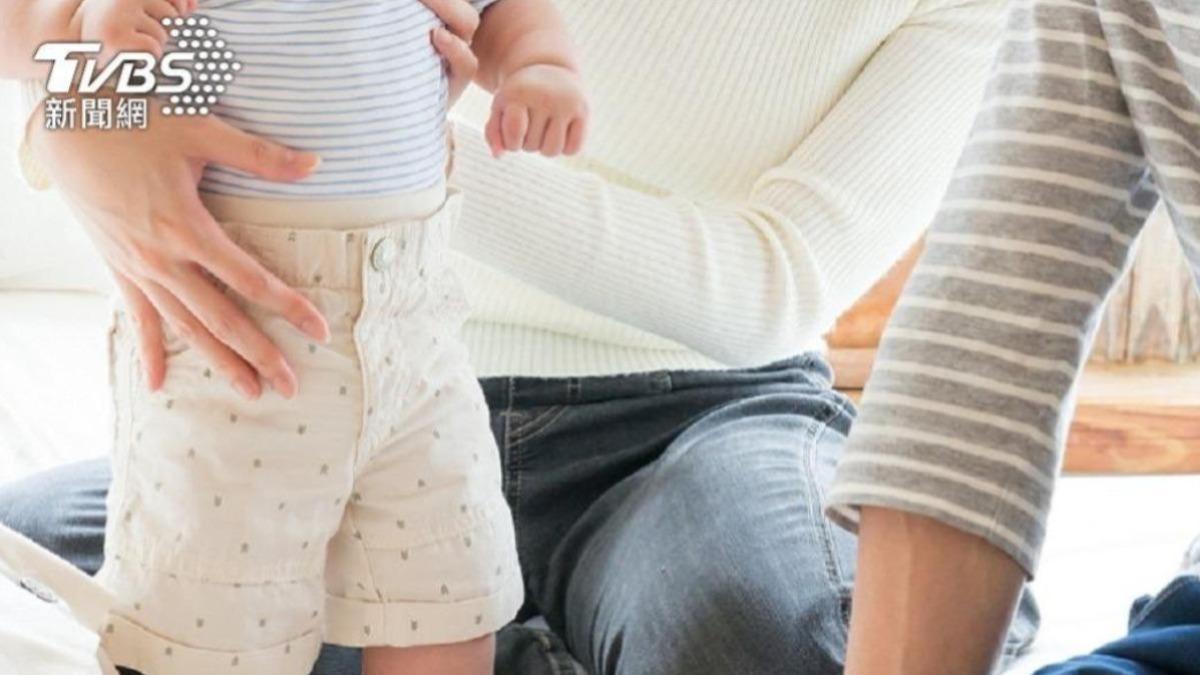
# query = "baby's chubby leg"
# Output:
<box><xmin>364</xmin><ymin>635</ymin><xmax>494</xmax><ymax>675</ymax></box>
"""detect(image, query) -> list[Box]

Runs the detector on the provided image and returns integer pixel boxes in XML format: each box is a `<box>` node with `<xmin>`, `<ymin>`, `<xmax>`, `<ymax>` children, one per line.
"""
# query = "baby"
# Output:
<box><xmin>68</xmin><ymin>0</ymin><xmax>586</xmax><ymax>673</ymax></box>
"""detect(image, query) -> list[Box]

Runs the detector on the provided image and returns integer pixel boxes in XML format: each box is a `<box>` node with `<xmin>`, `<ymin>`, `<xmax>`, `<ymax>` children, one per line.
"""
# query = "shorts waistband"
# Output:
<box><xmin>200</xmin><ymin>182</ymin><xmax>447</xmax><ymax>229</ymax></box>
<box><xmin>218</xmin><ymin>191</ymin><xmax>463</xmax><ymax>292</ymax></box>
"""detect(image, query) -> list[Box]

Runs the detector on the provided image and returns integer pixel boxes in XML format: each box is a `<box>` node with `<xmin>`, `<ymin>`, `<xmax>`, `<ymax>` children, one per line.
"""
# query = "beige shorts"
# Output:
<box><xmin>98</xmin><ymin>193</ymin><xmax>523</xmax><ymax>674</ymax></box>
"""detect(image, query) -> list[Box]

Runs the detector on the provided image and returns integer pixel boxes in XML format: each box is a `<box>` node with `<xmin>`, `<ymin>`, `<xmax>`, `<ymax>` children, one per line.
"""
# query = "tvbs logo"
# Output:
<box><xmin>35</xmin><ymin>15</ymin><xmax>240</xmax><ymax>117</ymax></box>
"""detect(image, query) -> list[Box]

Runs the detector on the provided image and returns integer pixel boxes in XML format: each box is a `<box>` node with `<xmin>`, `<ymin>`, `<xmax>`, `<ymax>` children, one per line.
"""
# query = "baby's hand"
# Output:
<box><xmin>79</xmin><ymin>0</ymin><xmax>196</xmax><ymax>63</ymax></box>
<box><xmin>485</xmin><ymin>64</ymin><xmax>588</xmax><ymax>158</ymax></box>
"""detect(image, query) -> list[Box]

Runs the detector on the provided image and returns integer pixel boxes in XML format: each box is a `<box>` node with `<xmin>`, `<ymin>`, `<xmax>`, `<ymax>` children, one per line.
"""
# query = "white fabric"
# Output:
<box><xmin>0</xmin><ymin>524</ymin><xmax>117</xmax><ymax>675</ymax></box>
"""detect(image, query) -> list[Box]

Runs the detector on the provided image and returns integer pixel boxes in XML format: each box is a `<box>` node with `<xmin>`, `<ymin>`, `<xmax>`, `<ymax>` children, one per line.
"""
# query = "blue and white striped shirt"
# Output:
<box><xmin>195</xmin><ymin>0</ymin><xmax>495</xmax><ymax>199</ymax></box>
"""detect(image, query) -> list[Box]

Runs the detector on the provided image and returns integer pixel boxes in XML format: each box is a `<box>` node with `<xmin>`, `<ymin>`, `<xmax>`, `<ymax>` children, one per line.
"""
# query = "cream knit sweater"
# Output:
<box><xmin>16</xmin><ymin>0</ymin><xmax>1008</xmax><ymax>378</ymax></box>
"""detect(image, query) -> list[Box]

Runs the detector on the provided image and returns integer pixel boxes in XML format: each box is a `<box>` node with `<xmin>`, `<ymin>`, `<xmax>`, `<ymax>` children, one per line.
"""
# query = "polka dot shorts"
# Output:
<box><xmin>97</xmin><ymin>193</ymin><xmax>523</xmax><ymax>674</ymax></box>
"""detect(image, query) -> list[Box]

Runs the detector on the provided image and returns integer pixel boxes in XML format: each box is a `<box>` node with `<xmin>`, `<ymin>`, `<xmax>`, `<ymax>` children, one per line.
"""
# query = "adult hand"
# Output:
<box><xmin>422</xmin><ymin>0</ymin><xmax>481</xmax><ymax>104</ymax></box>
<box><xmin>28</xmin><ymin>93</ymin><xmax>329</xmax><ymax>400</ymax></box>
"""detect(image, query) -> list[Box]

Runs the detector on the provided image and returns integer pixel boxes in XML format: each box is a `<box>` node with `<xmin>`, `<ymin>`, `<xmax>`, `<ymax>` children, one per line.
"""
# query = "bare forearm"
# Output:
<box><xmin>0</xmin><ymin>0</ymin><xmax>83</xmax><ymax>79</ymax></box>
<box><xmin>472</xmin><ymin>0</ymin><xmax>577</xmax><ymax>90</ymax></box>
<box><xmin>844</xmin><ymin>507</ymin><xmax>1025</xmax><ymax>675</ymax></box>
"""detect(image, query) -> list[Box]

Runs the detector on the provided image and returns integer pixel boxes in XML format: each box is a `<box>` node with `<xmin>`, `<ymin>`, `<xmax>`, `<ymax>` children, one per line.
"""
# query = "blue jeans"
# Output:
<box><xmin>0</xmin><ymin>355</ymin><xmax>1035</xmax><ymax>674</ymax></box>
<box><xmin>1035</xmin><ymin>572</ymin><xmax>1200</xmax><ymax>675</ymax></box>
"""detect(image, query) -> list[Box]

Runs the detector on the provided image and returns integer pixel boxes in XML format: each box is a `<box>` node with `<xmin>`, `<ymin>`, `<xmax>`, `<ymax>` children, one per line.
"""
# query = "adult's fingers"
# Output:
<box><xmin>190</xmin><ymin>207</ymin><xmax>330</xmax><ymax>343</ymax></box>
<box><xmin>175</xmin><ymin>193</ymin><xmax>329</xmax><ymax>342</ymax></box>
<box><xmin>432</xmin><ymin>26</ymin><xmax>478</xmax><ymax>104</ymax></box>
<box><xmin>421</xmin><ymin>0</ymin><xmax>480</xmax><ymax>44</ymax></box>
<box><xmin>114</xmin><ymin>272</ymin><xmax>167</xmax><ymax>390</ymax></box>
<box><xmin>192</xmin><ymin>117</ymin><xmax>321</xmax><ymax>183</ymax></box>
<box><xmin>141</xmin><ymin>279</ymin><xmax>263</xmax><ymax>400</ymax></box>
<box><xmin>160</xmin><ymin>263</ymin><xmax>300</xmax><ymax>398</ymax></box>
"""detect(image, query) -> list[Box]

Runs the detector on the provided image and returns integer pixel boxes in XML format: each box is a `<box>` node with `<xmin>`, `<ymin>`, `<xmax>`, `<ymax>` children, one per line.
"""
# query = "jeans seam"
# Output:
<box><xmin>802</xmin><ymin>401</ymin><xmax>853</xmax><ymax>644</ymax></box>
<box><xmin>503</xmin><ymin>378</ymin><xmax>529</xmax><ymax>571</ymax></box>
<box><xmin>507</xmin><ymin>405</ymin><xmax>570</xmax><ymax>445</ymax></box>
<box><xmin>504</xmin><ymin>378</ymin><xmax>520</xmax><ymax>506</ymax></box>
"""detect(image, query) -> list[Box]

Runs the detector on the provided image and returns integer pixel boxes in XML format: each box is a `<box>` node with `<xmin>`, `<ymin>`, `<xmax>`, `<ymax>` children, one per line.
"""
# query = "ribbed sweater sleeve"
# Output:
<box><xmin>9</xmin><ymin>79</ymin><xmax>50</xmax><ymax>190</ymax></box>
<box><xmin>827</xmin><ymin>0</ymin><xmax>1200</xmax><ymax>576</ymax></box>
<box><xmin>447</xmin><ymin>0</ymin><xmax>1008</xmax><ymax>366</ymax></box>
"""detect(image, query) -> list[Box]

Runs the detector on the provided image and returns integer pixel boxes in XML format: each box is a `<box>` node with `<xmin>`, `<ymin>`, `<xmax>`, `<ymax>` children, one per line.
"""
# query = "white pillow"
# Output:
<box><xmin>0</xmin><ymin>82</ymin><xmax>111</xmax><ymax>294</ymax></box>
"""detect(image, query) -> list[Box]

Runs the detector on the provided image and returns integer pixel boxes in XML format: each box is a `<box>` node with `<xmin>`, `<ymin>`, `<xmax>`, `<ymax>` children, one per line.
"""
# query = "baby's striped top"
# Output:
<box><xmin>195</xmin><ymin>0</ymin><xmax>495</xmax><ymax>199</ymax></box>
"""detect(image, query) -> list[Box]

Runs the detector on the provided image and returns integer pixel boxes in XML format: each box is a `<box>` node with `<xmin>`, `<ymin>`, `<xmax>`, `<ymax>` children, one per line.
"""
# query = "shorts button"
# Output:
<box><xmin>370</xmin><ymin>239</ymin><xmax>397</xmax><ymax>272</ymax></box>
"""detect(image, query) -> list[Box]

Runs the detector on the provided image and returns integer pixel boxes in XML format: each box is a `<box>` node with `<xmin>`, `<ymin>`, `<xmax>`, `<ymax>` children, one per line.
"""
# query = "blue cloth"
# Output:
<box><xmin>0</xmin><ymin>356</ymin><xmax>1038</xmax><ymax>674</ymax></box>
<box><xmin>1036</xmin><ymin>572</ymin><xmax>1200</xmax><ymax>675</ymax></box>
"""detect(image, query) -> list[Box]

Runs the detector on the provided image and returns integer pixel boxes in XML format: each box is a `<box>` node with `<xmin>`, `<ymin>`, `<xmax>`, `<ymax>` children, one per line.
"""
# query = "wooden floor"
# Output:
<box><xmin>1066</xmin><ymin>364</ymin><xmax>1200</xmax><ymax>474</ymax></box>
<box><xmin>831</xmin><ymin>351</ymin><xmax>1200</xmax><ymax>476</ymax></box>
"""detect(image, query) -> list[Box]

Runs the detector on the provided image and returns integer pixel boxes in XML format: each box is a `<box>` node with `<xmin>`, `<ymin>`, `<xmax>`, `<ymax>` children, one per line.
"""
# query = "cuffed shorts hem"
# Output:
<box><xmin>324</xmin><ymin>569</ymin><xmax>524</xmax><ymax>649</ymax></box>
<box><xmin>102</xmin><ymin>613</ymin><xmax>323</xmax><ymax>675</ymax></box>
